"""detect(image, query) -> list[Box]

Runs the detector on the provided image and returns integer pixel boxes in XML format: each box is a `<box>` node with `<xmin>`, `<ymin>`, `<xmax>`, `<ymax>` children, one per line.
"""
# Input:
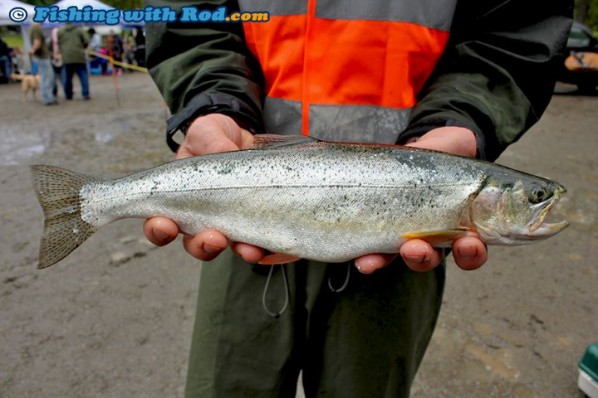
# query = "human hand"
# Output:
<box><xmin>143</xmin><ymin>114</ymin><xmax>265</xmax><ymax>263</ymax></box>
<box><xmin>354</xmin><ymin>126</ymin><xmax>488</xmax><ymax>274</ymax></box>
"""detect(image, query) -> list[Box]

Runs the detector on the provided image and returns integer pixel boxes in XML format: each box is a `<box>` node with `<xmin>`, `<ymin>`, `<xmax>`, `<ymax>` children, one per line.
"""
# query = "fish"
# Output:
<box><xmin>30</xmin><ymin>135</ymin><xmax>568</xmax><ymax>269</ymax></box>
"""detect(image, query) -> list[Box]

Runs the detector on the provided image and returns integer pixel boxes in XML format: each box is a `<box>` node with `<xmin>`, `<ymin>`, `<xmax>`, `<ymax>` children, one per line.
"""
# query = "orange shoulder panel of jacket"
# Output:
<box><xmin>243</xmin><ymin>16</ymin><xmax>449</xmax><ymax>109</ymax></box>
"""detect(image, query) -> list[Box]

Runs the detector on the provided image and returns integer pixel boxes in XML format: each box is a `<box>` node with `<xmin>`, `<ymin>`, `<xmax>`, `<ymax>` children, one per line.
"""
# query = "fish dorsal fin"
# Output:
<box><xmin>401</xmin><ymin>228</ymin><xmax>478</xmax><ymax>248</ymax></box>
<box><xmin>251</xmin><ymin>134</ymin><xmax>320</xmax><ymax>150</ymax></box>
<box><xmin>258</xmin><ymin>253</ymin><xmax>302</xmax><ymax>265</ymax></box>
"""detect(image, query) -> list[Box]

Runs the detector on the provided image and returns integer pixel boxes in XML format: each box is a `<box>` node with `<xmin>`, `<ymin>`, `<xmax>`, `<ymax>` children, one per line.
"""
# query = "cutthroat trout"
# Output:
<box><xmin>31</xmin><ymin>135</ymin><xmax>568</xmax><ymax>269</ymax></box>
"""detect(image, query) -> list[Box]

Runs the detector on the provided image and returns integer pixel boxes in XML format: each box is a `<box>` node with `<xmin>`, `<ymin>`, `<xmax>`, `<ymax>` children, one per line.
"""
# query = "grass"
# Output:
<box><xmin>1</xmin><ymin>33</ymin><xmax>25</xmax><ymax>49</ymax></box>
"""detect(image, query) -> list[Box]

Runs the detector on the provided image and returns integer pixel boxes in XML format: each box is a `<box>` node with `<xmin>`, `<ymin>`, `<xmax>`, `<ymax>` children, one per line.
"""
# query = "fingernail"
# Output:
<box><xmin>203</xmin><ymin>244</ymin><xmax>221</xmax><ymax>254</ymax></box>
<box><xmin>355</xmin><ymin>257</ymin><xmax>379</xmax><ymax>274</ymax></box>
<box><xmin>152</xmin><ymin>227</ymin><xmax>171</xmax><ymax>243</ymax></box>
<box><xmin>405</xmin><ymin>254</ymin><xmax>428</xmax><ymax>264</ymax></box>
<box><xmin>457</xmin><ymin>244</ymin><xmax>477</xmax><ymax>258</ymax></box>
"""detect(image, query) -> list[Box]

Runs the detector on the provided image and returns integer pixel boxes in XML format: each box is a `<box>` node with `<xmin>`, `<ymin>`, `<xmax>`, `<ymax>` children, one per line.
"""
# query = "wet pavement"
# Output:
<box><xmin>0</xmin><ymin>74</ymin><xmax>596</xmax><ymax>397</ymax></box>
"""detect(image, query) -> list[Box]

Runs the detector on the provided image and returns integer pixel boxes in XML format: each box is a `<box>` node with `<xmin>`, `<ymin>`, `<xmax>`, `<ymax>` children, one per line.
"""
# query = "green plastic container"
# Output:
<box><xmin>579</xmin><ymin>343</ymin><xmax>598</xmax><ymax>398</ymax></box>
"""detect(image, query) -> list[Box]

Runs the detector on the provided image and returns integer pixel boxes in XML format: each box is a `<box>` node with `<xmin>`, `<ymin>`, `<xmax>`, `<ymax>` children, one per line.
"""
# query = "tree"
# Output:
<box><xmin>23</xmin><ymin>0</ymin><xmax>54</xmax><ymax>5</ymax></box>
<box><xmin>577</xmin><ymin>0</ymin><xmax>590</xmax><ymax>23</ymax></box>
<box><xmin>575</xmin><ymin>0</ymin><xmax>598</xmax><ymax>31</ymax></box>
<box><xmin>105</xmin><ymin>0</ymin><xmax>143</xmax><ymax>9</ymax></box>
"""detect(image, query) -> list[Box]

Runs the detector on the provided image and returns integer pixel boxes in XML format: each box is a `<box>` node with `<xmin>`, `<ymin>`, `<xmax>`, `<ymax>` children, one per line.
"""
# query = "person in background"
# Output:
<box><xmin>58</xmin><ymin>23</ymin><xmax>90</xmax><ymax>100</ymax></box>
<box><xmin>11</xmin><ymin>47</ymin><xmax>25</xmax><ymax>76</ymax></box>
<box><xmin>50</xmin><ymin>27</ymin><xmax>64</xmax><ymax>99</ymax></box>
<box><xmin>124</xmin><ymin>34</ymin><xmax>136</xmax><ymax>72</ymax></box>
<box><xmin>144</xmin><ymin>1</ymin><xmax>573</xmax><ymax>397</ymax></box>
<box><xmin>105</xmin><ymin>30</ymin><xmax>123</xmax><ymax>75</ymax></box>
<box><xmin>0</xmin><ymin>37</ymin><xmax>12</xmax><ymax>83</ymax></box>
<box><xmin>87</xmin><ymin>28</ymin><xmax>108</xmax><ymax>75</ymax></box>
<box><xmin>29</xmin><ymin>23</ymin><xmax>56</xmax><ymax>105</ymax></box>
<box><xmin>133</xmin><ymin>27</ymin><xmax>145</xmax><ymax>68</ymax></box>
<box><xmin>88</xmin><ymin>28</ymin><xmax>102</xmax><ymax>55</ymax></box>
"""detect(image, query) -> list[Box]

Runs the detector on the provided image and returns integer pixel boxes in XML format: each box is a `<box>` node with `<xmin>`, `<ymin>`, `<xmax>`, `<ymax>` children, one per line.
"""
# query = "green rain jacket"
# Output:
<box><xmin>58</xmin><ymin>24</ymin><xmax>90</xmax><ymax>65</ymax></box>
<box><xmin>29</xmin><ymin>24</ymin><xmax>50</xmax><ymax>59</ymax></box>
<box><xmin>143</xmin><ymin>4</ymin><xmax>572</xmax><ymax>396</ymax></box>
<box><xmin>144</xmin><ymin>0</ymin><xmax>572</xmax><ymax>161</ymax></box>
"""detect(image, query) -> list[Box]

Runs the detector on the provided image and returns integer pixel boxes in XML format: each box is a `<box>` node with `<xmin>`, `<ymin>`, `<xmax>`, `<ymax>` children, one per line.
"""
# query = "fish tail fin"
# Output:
<box><xmin>30</xmin><ymin>165</ymin><xmax>98</xmax><ymax>269</ymax></box>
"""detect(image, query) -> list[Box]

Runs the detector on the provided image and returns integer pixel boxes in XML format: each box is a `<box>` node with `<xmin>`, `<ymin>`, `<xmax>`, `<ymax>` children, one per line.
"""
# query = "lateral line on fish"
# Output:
<box><xmin>82</xmin><ymin>182</ymin><xmax>478</xmax><ymax>203</ymax></box>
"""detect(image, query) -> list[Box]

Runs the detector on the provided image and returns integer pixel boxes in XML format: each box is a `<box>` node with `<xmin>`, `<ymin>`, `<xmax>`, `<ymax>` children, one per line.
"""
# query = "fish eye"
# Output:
<box><xmin>529</xmin><ymin>187</ymin><xmax>551</xmax><ymax>204</ymax></box>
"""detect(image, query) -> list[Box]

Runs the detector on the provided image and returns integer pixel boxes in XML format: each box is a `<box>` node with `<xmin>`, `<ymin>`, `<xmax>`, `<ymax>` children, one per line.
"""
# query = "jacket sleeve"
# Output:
<box><xmin>400</xmin><ymin>0</ymin><xmax>573</xmax><ymax>161</ymax></box>
<box><xmin>144</xmin><ymin>0</ymin><xmax>265</xmax><ymax>151</ymax></box>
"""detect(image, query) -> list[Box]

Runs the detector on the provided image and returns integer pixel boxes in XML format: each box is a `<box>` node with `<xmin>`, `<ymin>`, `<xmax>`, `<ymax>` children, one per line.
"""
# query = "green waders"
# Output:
<box><xmin>185</xmin><ymin>249</ymin><xmax>445</xmax><ymax>398</ymax></box>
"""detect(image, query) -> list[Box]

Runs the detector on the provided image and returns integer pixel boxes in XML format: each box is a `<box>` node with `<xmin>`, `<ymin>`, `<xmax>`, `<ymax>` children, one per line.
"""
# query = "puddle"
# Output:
<box><xmin>93</xmin><ymin>116</ymin><xmax>132</xmax><ymax>144</ymax></box>
<box><xmin>94</xmin><ymin>129</ymin><xmax>116</xmax><ymax>144</ymax></box>
<box><xmin>0</xmin><ymin>127</ymin><xmax>51</xmax><ymax>166</ymax></box>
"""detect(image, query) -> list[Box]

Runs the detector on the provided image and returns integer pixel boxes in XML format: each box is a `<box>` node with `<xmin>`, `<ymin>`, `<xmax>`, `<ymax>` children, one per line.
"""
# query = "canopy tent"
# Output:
<box><xmin>0</xmin><ymin>0</ymin><xmax>36</xmax><ymax>26</ymax></box>
<box><xmin>40</xmin><ymin>0</ymin><xmax>117</xmax><ymax>29</ymax></box>
<box><xmin>0</xmin><ymin>0</ymin><xmax>142</xmax><ymax>73</ymax></box>
<box><xmin>0</xmin><ymin>0</ymin><xmax>37</xmax><ymax>62</ymax></box>
<box><xmin>52</xmin><ymin>0</ymin><xmax>115</xmax><ymax>11</ymax></box>
<box><xmin>47</xmin><ymin>0</ymin><xmax>142</xmax><ymax>28</ymax></box>
<box><xmin>1</xmin><ymin>0</ymin><xmax>141</xmax><ymax>28</ymax></box>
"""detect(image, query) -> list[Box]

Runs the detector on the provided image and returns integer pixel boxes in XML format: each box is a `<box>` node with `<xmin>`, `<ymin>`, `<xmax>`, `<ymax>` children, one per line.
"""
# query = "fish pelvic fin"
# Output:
<box><xmin>30</xmin><ymin>165</ymin><xmax>98</xmax><ymax>269</ymax></box>
<box><xmin>258</xmin><ymin>253</ymin><xmax>302</xmax><ymax>265</ymax></box>
<box><xmin>401</xmin><ymin>228</ymin><xmax>478</xmax><ymax>248</ymax></box>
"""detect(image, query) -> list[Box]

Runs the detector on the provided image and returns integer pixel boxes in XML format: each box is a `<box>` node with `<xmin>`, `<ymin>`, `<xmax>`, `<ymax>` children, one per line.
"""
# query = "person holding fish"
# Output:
<box><xmin>139</xmin><ymin>1</ymin><xmax>572</xmax><ymax>397</ymax></box>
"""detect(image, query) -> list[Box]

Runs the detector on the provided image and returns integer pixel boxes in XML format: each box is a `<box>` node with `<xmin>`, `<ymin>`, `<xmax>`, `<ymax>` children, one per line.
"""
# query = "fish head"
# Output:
<box><xmin>469</xmin><ymin>174</ymin><xmax>568</xmax><ymax>245</ymax></box>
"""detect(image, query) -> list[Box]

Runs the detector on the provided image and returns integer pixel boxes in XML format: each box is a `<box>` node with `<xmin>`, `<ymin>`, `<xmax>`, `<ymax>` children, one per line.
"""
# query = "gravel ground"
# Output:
<box><xmin>0</xmin><ymin>74</ymin><xmax>596</xmax><ymax>397</ymax></box>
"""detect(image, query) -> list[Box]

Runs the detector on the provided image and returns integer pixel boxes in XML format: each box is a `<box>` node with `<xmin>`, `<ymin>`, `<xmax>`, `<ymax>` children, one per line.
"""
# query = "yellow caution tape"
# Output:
<box><xmin>86</xmin><ymin>49</ymin><xmax>148</xmax><ymax>73</ymax></box>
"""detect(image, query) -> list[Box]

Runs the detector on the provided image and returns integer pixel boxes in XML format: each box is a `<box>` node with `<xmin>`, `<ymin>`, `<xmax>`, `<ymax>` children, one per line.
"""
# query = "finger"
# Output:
<box><xmin>404</xmin><ymin>127</ymin><xmax>477</xmax><ymax>158</ymax></box>
<box><xmin>231</xmin><ymin>242</ymin><xmax>265</xmax><ymax>264</ymax></box>
<box><xmin>453</xmin><ymin>237</ymin><xmax>488</xmax><ymax>271</ymax></box>
<box><xmin>354</xmin><ymin>253</ymin><xmax>397</xmax><ymax>274</ymax></box>
<box><xmin>399</xmin><ymin>239</ymin><xmax>443</xmax><ymax>272</ymax></box>
<box><xmin>177</xmin><ymin>131</ymin><xmax>238</xmax><ymax>159</ymax></box>
<box><xmin>197</xmin><ymin>131</ymin><xmax>239</xmax><ymax>155</ymax></box>
<box><xmin>143</xmin><ymin>217</ymin><xmax>179</xmax><ymax>246</ymax></box>
<box><xmin>182</xmin><ymin>229</ymin><xmax>229</xmax><ymax>261</ymax></box>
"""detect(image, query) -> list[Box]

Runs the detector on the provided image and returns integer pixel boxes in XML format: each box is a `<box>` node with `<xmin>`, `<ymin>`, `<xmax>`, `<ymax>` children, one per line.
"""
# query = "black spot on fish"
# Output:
<box><xmin>217</xmin><ymin>165</ymin><xmax>233</xmax><ymax>175</ymax></box>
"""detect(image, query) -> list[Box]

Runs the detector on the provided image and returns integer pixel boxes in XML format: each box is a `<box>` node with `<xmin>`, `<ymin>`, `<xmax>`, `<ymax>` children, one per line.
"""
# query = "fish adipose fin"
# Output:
<box><xmin>401</xmin><ymin>228</ymin><xmax>476</xmax><ymax>247</ymax></box>
<box><xmin>30</xmin><ymin>165</ymin><xmax>98</xmax><ymax>269</ymax></box>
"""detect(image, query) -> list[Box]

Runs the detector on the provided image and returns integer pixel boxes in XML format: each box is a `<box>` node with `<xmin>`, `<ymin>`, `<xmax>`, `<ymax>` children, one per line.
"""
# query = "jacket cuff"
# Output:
<box><xmin>166</xmin><ymin>92</ymin><xmax>263</xmax><ymax>152</ymax></box>
<box><xmin>398</xmin><ymin>117</ymin><xmax>487</xmax><ymax>160</ymax></box>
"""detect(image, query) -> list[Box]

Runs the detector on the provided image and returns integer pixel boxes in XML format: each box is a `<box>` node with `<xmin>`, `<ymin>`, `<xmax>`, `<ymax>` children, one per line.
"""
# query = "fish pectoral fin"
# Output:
<box><xmin>258</xmin><ymin>253</ymin><xmax>303</xmax><ymax>265</ymax></box>
<box><xmin>251</xmin><ymin>134</ymin><xmax>319</xmax><ymax>150</ymax></box>
<box><xmin>402</xmin><ymin>228</ymin><xmax>475</xmax><ymax>247</ymax></box>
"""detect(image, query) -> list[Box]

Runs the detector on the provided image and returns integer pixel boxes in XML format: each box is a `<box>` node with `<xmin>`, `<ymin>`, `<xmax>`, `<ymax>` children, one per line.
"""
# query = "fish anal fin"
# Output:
<box><xmin>258</xmin><ymin>253</ymin><xmax>302</xmax><ymax>265</ymax></box>
<box><xmin>402</xmin><ymin>228</ymin><xmax>477</xmax><ymax>247</ymax></box>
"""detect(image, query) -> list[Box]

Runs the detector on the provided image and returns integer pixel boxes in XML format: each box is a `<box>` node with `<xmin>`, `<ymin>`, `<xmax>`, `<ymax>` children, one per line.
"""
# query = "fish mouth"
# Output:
<box><xmin>527</xmin><ymin>188</ymin><xmax>569</xmax><ymax>238</ymax></box>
